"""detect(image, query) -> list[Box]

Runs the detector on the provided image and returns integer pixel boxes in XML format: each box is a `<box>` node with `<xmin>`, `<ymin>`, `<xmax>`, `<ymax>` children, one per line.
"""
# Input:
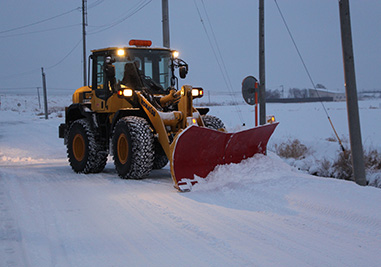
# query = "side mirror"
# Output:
<box><xmin>179</xmin><ymin>66</ymin><xmax>188</xmax><ymax>79</ymax></box>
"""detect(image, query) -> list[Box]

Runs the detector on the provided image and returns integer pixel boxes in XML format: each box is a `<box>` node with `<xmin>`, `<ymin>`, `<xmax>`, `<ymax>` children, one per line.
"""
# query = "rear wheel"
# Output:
<box><xmin>112</xmin><ymin>116</ymin><xmax>154</xmax><ymax>179</ymax></box>
<box><xmin>202</xmin><ymin>115</ymin><xmax>226</xmax><ymax>131</ymax></box>
<box><xmin>67</xmin><ymin>119</ymin><xmax>107</xmax><ymax>173</ymax></box>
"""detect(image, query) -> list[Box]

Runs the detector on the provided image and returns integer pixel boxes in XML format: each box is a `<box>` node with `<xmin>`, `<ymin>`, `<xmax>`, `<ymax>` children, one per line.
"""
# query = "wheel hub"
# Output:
<box><xmin>73</xmin><ymin>133</ymin><xmax>85</xmax><ymax>161</ymax></box>
<box><xmin>117</xmin><ymin>133</ymin><xmax>129</xmax><ymax>164</ymax></box>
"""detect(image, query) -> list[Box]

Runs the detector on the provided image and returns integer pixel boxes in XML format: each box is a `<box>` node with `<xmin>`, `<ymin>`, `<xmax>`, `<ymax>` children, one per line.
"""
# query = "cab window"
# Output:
<box><xmin>96</xmin><ymin>56</ymin><xmax>105</xmax><ymax>89</ymax></box>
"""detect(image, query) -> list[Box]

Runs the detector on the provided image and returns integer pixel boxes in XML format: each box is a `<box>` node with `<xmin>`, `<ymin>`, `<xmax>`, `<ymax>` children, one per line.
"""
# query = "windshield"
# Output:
<box><xmin>112</xmin><ymin>49</ymin><xmax>172</xmax><ymax>90</ymax></box>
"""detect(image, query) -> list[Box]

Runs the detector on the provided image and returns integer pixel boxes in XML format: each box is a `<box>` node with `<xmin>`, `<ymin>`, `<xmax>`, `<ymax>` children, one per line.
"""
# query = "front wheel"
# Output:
<box><xmin>112</xmin><ymin>116</ymin><xmax>154</xmax><ymax>179</ymax></box>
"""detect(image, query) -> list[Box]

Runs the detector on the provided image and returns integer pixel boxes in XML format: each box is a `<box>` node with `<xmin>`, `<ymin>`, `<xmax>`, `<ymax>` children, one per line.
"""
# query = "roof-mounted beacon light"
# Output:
<box><xmin>129</xmin><ymin>39</ymin><xmax>152</xmax><ymax>47</ymax></box>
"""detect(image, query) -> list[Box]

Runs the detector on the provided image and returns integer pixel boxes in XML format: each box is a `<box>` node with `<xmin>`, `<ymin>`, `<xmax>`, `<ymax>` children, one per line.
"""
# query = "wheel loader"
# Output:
<box><xmin>59</xmin><ymin>39</ymin><xmax>278</xmax><ymax>191</ymax></box>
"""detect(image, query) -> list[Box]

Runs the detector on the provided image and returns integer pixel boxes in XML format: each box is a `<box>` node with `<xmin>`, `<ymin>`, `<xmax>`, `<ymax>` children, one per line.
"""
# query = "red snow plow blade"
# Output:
<box><xmin>170</xmin><ymin>122</ymin><xmax>279</xmax><ymax>191</ymax></box>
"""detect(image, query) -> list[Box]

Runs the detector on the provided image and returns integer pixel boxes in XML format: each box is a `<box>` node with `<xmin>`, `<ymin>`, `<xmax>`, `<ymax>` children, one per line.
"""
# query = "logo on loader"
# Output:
<box><xmin>140</xmin><ymin>97</ymin><xmax>156</xmax><ymax>117</ymax></box>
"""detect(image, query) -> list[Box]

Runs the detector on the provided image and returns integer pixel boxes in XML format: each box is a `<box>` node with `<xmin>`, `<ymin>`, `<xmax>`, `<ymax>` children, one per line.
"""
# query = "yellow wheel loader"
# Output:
<box><xmin>59</xmin><ymin>40</ymin><xmax>278</xmax><ymax>191</ymax></box>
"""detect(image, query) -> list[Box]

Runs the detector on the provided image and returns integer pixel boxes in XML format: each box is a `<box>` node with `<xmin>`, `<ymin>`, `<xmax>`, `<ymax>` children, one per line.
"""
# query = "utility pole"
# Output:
<box><xmin>259</xmin><ymin>0</ymin><xmax>266</xmax><ymax>125</ymax></box>
<box><xmin>82</xmin><ymin>0</ymin><xmax>88</xmax><ymax>86</ymax></box>
<box><xmin>162</xmin><ymin>0</ymin><xmax>170</xmax><ymax>48</ymax></box>
<box><xmin>36</xmin><ymin>87</ymin><xmax>41</xmax><ymax>109</ymax></box>
<box><xmin>41</xmin><ymin>68</ymin><xmax>48</xmax><ymax>120</ymax></box>
<box><xmin>339</xmin><ymin>0</ymin><xmax>366</xmax><ymax>186</ymax></box>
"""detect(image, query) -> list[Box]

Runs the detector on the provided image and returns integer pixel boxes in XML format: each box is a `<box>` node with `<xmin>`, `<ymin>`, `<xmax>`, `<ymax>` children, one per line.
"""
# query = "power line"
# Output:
<box><xmin>46</xmin><ymin>39</ymin><xmax>82</xmax><ymax>70</ymax></box>
<box><xmin>88</xmin><ymin>0</ymin><xmax>153</xmax><ymax>35</ymax></box>
<box><xmin>89</xmin><ymin>0</ymin><xmax>149</xmax><ymax>28</ymax></box>
<box><xmin>0</xmin><ymin>7</ymin><xmax>80</xmax><ymax>35</ymax></box>
<box><xmin>193</xmin><ymin>0</ymin><xmax>245</xmax><ymax>125</ymax></box>
<box><xmin>0</xmin><ymin>87</ymin><xmax>38</xmax><ymax>90</ymax></box>
<box><xmin>88</xmin><ymin>0</ymin><xmax>105</xmax><ymax>9</ymax></box>
<box><xmin>274</xmin><ymin>0</ymin><xmax>345</xmax><ymax>151</ymax></box>
<box><xmin>0</xmin><ymin>24</ymin><xmax>81</xmax><ymax>39</ymax></box>
<box><xmin>0</xmin><ymin>69</ymin><xmax>41</xmax><ymax>80</ymax></box>
<box><xmin>0</xmin><ymin>39</ymin><xmax>82</xmax><ymax>80</ymax></box>
<box><xmin>0</xmin><ymin>87</ymin><xmax>74</xmax><ymax>91</ymax></box>
<box><xmin>88</xmin><ymin>0</ymin><xmax>152</xmax><ymax>33</ymax></box>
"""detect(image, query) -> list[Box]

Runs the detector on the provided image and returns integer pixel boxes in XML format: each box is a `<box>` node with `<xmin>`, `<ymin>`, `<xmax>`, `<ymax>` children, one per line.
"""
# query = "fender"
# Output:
<box><xmin>110</xmin><ymin>108</ymin><xmax>146</xmax><ymax>135</ymax></box>
<box><xmin>59</xmin><ymin>104</ymin><xmax>94</xmax><ymax>141</ymax></box>
<box><xmin>65</xmin><ymin>103</ymin><xmax>93</xmax><ymax>124</ymax></box>
<box><xmin>195</xmin><ymin>107</ymin><xmax>209</xmax><ymax>116</ymax></box>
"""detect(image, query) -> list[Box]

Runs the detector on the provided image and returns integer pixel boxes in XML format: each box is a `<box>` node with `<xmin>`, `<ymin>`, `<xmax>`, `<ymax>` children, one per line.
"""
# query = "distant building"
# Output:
<box><xmin>358</xmin><ymin>90</ymin><xmax>381</xmax><ymax>99</ymax></box>
<box><xmin>308</xmin><ymin>89</ymin><xmax>346</xmax><ymax>101</ymax></box>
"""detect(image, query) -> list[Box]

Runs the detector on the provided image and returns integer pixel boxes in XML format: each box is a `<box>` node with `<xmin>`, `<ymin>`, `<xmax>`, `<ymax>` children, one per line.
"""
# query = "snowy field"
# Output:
<box><xmin>1</xmin><ymin>93</ymin><xmax>381</xmax><ymax>266</ymax></box>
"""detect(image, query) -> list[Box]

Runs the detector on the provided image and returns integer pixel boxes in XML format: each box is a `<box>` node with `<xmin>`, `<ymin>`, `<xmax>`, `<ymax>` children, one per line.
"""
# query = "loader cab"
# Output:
<box><xmin>90</xmin><ymin>44</ymin><xmax>175</xmax><ymax>101</ymax></box>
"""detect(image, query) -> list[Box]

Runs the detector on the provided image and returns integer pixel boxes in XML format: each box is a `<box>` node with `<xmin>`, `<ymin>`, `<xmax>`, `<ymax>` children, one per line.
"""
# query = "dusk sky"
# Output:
<box><xmin>0</xmin><ymin>0</ymin><xmax>380</xmax><ymax>96</ymax></box>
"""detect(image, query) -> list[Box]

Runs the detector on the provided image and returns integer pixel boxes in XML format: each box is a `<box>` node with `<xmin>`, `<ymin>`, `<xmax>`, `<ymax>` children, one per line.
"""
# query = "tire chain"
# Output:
<box><xmin>67</xmin><ymin>119</ymin><xmax>107</xmax><ymax>174</ymax></box>
<box><xmin>202</xmin><ymin>115</ymin><xmax>226</xmax><ymax>130</ymax></box>
<box><xmin>113</xmin><ymin>116</ymin><xmax>155</xmax><ymax>179</ymax></box>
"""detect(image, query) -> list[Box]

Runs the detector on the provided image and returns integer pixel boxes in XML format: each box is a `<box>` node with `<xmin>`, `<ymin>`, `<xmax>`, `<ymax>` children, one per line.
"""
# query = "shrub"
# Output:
<box><xmin>368</xmin><ymin>173</ymin><xmax>381</xmax><ymax>188</ymax></box>
<box><xmin>275</xmin><ymin>139</ymin><xmax>308</xmax><ymax>159</ymax></box>
<box><xmin>364</xmin><ymin>149</ymin><xmax>381</xmax><ymax>170</ymax></box>
<box><xmin>326</xmin><ymin>136</ymin><xmax>337</xmax><ymax>142</ymax></box>
<box><xmin>314</xmin><ymin>158</ymin><xmax>333</xmax><ymax>178</ymax></box>
<box><xmin>321</xmin><ymin>148</ymin><xmax>381</xmax><ymax>182</ymax></box>
<box><xmin>331</xmin><ymin>150</ymin><xmax>354</xmax><ymax>181</ymax></box>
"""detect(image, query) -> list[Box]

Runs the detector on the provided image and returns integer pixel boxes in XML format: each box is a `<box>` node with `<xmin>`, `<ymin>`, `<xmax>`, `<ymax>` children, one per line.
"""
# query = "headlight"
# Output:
<box><xmin>118</xmin><ymin>88</ymin><xmax>134</xmax><ymax>97</ymax></box>
<box><xmin>117</xmin><ymin>49</ymin><xmax>125</xmax><ymax>56</ymax></box>
<box><xmin>172</xmin><ymin>50</ymin><xmax>179</xmax><ymax>59</ymax></box>
<box><xmin>123</xmin><ymin>89</ymin><xmax>133</xmax><ymax>97</ymax></box>
<box><xmin>191</xmin><ymin>87</ymin><xmax>204</xmax><ymax>98</ymax></box>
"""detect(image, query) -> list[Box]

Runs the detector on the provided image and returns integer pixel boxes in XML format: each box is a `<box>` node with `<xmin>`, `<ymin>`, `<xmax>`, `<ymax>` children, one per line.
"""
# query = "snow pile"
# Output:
<box><xmin>208</xmin><ymin>100</ymin><xmax>381</xmax><ymax>187</ymax></box>
<box><xmin>193</xmin><ymin>153</ymin><xmax>295</xmax><ymax>192</ymax></box>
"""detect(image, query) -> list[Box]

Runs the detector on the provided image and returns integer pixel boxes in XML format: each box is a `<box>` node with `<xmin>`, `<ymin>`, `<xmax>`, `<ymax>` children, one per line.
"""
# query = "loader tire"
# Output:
<box><xmin>112</xmin><ymin>116</ymin><xmax>154</xmax><ymax>179</ymax></box>
<box><xmin>91</xmin><ymin>150</ymin><xmax>108</xmax><ymax>173</ymax></box>
<box><xmin>67</xmin><ymin>119</ymin><xmax>108</xmax><ymax>173</ymax></box>
<box><xmin>202</xmin><ymin>115</ymin><xmax>226</xmax><ymax>131</ymax></box>
<box><xmin>153</xmin><ymin>139</ymin><xmax>168</xmax><ymax>169</ymax></box>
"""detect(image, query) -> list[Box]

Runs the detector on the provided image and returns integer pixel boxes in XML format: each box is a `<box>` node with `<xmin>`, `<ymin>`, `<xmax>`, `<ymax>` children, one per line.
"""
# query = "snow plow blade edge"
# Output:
<box><xmin>171</xmin><ymin>122</ymin><xmax>279</xmax><ymax>191</ymax></box>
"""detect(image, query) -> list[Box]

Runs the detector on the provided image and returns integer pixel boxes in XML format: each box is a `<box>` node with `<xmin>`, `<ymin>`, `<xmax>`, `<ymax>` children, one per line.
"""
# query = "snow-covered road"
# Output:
<box><xmin>1</xmin><ymin>97</ymin><xmax>381</xmax><ymax>266</ymax></box>
<box><xmin>2</xmin><ymin>157</ymin><xmax>381</xmax><ymax>266</ymax></box>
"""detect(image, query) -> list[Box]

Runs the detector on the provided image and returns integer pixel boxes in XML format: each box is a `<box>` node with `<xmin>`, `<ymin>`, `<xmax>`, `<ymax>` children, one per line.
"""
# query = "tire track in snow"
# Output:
<box><xmin>289</xmin><ymin>198</ymin><xmax>381</xmax><ymax>232</ymax></box>
<box><xmin>136</xmin><ymin>179</ymin><xmax>347</xmax><ymax>266</ymax></box>
<box><xmin>1</xmin><ymin>166</ymin><xmax>88</xmax><ymax>266</ymax></box>
<box><xmin>284</xmin><ymin>195</ymin><xmax>381</xmax><ymax>260</ymax></box>
<box><xmin>0</xmin><ymin>172</ymin><xmax>28</xmax><ymax>267</ymax></box>
<box><xmin>134</xmin><ymin>190</ymin><xmax>255</xmax><ymax>266</ymax></box>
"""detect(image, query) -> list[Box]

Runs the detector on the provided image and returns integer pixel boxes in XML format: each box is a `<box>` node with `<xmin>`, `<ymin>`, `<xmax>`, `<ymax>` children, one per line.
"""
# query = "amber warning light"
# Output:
<box><xmin>266</xmin><ymin>115</ymin><xmax>276</xmax><ymax>124</ymax></box>
<box><xmin>129</xmin><ymin>39</ymin><xmax>152</xmax><ymax>47</ymax></box>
